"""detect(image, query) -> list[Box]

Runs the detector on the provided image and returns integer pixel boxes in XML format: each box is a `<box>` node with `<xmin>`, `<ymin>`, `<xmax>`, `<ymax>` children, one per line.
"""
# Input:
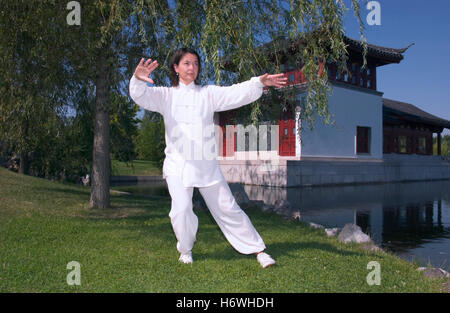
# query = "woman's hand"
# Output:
<box><xmin>134</xmin><ymin>58</ymin><xmax>158</xmax><ymax>84</ymax></box>
<box><xmin>259</xmin><ymin>73</ymin><xmax>288</xmax><ymax>88</ymax></box>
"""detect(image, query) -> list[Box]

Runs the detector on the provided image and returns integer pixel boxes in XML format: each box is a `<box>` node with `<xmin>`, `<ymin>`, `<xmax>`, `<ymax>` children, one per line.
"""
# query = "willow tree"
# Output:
<box><xmin>1</xmin><ymin>0</ymin><xmax>366</xmax><ymax>209</ymax></box>
<box><xmin>49</xmin><ymin>0</ymin><xmax>173</xmax><ymax>208</ymax></box>
<box><xmin>0</xmin><ymin>1</ymin><xmax>72</xmax><ymax>175</ymax></box>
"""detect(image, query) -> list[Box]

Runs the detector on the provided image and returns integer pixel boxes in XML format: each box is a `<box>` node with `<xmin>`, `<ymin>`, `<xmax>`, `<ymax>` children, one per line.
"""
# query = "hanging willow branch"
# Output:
<box><xmin>158</xmin><ymin>0</ymin><xmax>367</xmax><ymax>139</ymax></box>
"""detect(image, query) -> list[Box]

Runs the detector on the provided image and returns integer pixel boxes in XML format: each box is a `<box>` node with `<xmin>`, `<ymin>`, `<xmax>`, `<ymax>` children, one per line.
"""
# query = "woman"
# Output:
<box><xmin>129</xmin><ymin>48</ymin><xmax>286</xmax><ymax>268</ymax></box>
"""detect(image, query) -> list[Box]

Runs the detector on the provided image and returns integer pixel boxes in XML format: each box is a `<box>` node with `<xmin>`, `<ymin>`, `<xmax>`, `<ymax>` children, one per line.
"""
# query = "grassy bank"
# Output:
<box><xmin>0</xmin><ymin>167</ymin><xmax>446</xmax><ymax>292</ymax></box>
<box><xmin>111</xmin><ymin>159</ymin><xmax>162</xmax><ymax>176</ymax></box>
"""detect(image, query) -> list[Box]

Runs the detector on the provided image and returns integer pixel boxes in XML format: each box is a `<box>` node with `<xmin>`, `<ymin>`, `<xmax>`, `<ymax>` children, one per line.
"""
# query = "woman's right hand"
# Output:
<box><xmin>134</xmin><ymin>58</ymin><xmax>158</xmax><ymax>84</ymax></box>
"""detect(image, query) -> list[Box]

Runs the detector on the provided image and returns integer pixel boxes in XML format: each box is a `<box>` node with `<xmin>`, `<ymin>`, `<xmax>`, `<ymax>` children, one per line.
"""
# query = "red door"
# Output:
<box><xmin>221</xmin><ymin>125</ymin><xmax>236</xmax><ymax>157</ymax></box>
<box><xmin>219</xmin><ymin>111</ymin><xmax>236</xmax><ymax>157</ymax></box>
<box><xmin>279</xmin><ymin>113</ymin><xmax>296</xmax><ymax>156</ymax></box>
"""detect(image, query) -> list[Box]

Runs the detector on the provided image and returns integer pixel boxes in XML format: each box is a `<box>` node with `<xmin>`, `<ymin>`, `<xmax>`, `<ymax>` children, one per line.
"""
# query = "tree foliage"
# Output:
<box><xmin>434</xmin><ymin>134</ymin><xmax>450</xmax><ymax>158</ymax></box>
<box><xmin>135</xmin><ymin>112</ymin><xmax>165</xmax><ymax>169</ymax></box>
<box><xmin>110</xmin><ymin>93</ymin><xmax>140</xmax><ymax>163</ymax></box>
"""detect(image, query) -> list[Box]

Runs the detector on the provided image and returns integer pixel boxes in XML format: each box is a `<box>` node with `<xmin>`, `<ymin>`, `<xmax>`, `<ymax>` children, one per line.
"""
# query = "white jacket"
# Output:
<box><xmin>129</xmin><ymin>75</ymin><xmax>264</xmax><ymax>187</ymax></box>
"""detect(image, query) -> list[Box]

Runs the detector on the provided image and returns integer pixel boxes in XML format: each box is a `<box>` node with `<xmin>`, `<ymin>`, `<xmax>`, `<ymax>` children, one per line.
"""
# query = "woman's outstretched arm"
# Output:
<box><xmin>209</xmin><ymin>73</ymin><xmax>287</xmax><ymax>112</ymax></box>
<box><xmin>129</xmin><ymin>58</ymin><xmax>169</xmax><ymax>114</ymax></box>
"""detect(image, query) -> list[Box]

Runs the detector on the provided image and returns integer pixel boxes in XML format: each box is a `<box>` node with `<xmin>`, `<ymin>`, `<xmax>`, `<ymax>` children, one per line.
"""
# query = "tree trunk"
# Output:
<box><xmin>19</xmin><ymin>117</ymin><xmax>30</xmax><ymax>175</ymax></box>
<box><xmin>18</xmin><ymin>152</ymin><xmax>29</xmax><ymax>175</ymax></box>
<box><xmin>90</xmin><ymin>49</ymin><xmax>111</xmax><ymax>209</ymax></box>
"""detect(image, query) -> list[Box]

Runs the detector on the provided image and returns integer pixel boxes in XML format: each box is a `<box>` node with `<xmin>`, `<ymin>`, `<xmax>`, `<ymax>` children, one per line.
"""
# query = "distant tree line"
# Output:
<box><xmin>433</xmin><ymin>134</ymin><xmax>450</xmax><ymax>158</ymax></box>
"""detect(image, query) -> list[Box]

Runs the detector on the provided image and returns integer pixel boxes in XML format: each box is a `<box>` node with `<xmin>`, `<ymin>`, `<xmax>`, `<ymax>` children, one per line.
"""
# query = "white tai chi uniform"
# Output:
<box><xmin>129</xmin><ymin>75</ymin><xmax>266</xmax><ymax>255</ymax></box>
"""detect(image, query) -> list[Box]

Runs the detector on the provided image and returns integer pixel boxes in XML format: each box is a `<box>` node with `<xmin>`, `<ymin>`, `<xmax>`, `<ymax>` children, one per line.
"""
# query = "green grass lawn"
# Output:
<box><xmin>0</xmin><ymin>167</ymin><xmax>447</xmax><ymax>292</ymax></box>
<box><xmin>111</xmin><ymin>159</ymin><xmax>162</xmax><ymax>176</ymax></box>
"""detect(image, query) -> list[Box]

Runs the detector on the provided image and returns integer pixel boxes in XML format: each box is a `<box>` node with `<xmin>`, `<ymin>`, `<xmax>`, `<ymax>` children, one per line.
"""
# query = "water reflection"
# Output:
<box><xmin>242</xmin><ymin>180</ymin><xmax>450</xmax><ymax>268</ymax></box>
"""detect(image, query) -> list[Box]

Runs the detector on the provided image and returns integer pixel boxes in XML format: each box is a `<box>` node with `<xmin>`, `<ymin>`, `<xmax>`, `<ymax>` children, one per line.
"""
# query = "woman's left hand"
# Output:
<box><xmin>259</xmin><ymin>73</ymin><xmax>288</xmax><ymax>87</ymax></box>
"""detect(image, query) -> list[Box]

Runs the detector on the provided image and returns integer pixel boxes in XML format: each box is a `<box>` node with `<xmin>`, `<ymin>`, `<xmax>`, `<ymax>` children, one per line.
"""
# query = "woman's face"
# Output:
<box><xmin>174</xmin><ymin>53</ymin><xmax>199</xmax><ymax>85</ymax></box>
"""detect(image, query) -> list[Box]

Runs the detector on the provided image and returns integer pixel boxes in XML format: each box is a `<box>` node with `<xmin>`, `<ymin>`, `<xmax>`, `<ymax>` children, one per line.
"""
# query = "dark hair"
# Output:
<box><xmin>169</xmin><ymin>47</ymin><xmax>201</xmax><ymax>87</ymax></box>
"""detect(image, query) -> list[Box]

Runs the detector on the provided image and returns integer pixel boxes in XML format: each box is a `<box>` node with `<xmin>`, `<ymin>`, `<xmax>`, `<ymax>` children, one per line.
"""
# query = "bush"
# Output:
<box><xmin>135</xmin><ymin>112</ymin><xmax>165</xmax><ymax>169</ymax></box>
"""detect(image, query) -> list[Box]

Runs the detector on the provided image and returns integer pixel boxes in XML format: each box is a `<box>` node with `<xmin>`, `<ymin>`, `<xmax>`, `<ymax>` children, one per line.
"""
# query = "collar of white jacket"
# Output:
<box><xmin>178</xmin><ymin>81</ymin><xmax>197</xmax><ymax>89</ymax></box>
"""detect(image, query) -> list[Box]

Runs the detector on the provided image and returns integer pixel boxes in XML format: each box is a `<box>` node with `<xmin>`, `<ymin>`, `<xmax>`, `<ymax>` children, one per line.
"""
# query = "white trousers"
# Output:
<box><xmin>166</xmin><ymin>175</ymin><xmax>266</xmax><ymax>255</ymax></box>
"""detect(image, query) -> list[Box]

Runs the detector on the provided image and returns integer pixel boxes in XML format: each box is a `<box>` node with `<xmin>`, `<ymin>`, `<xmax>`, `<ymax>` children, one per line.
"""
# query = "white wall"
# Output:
<box><xmin>300</xmin><ymin>84</ymin><xmax>383</xmax><ymax>159</ymax></box>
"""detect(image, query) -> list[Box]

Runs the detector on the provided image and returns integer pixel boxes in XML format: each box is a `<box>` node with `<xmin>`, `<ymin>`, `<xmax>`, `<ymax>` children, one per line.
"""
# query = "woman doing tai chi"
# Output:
<box><xmin>129</xmin><ymin>48</ymin><xmax>287</xmax><ymax>268</ymax></box>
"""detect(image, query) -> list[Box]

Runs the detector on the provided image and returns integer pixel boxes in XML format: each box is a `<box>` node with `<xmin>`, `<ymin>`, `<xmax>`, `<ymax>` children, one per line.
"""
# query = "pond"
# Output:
<box><xmin>112</xmin><ymin>179</ymin><xmax>450</xmax><ymax>270</ymax></box>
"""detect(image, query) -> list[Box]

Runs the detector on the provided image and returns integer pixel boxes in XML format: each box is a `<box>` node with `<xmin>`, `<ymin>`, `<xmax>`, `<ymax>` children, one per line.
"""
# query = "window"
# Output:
<box><xmin>288</xmin><ymin>73</ymin><xmax>295</xmax><ymax>82</ymax></box>
<box><xmin>398</xmin><ymin>136</ymin><xmax>407</xmax><ymax>153</ymax></box>
<box><xmin>297</xmin><ymin>94</ymin><xmax>305</xmax><ymax>106</ymax></box>
<box><xmin>367</xmin><ymin>79</ymin><xmax>371</xmax><ymax>88</ymax></box>
<box><xmin>357</xmin><ymin>126</ymin><xmax>371</xmax><ymax>154</ymax></box>
<box><xmin>360</xmin><ymin>78</ymin><xmax>364</xmax><ymax>86</ymax></box>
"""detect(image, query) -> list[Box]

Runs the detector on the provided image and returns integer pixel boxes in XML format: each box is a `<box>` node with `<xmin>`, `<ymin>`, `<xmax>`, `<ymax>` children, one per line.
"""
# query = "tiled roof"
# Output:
<box><xmin>344</xmin><ymin>36</ymin><xmax>413</xmax><ymax>64</ymax></box>
<box><xmin>222</xmin><ymin>34</ymin><xmax>413</xmax><ymax>69</ymax></box>
<box><xmin>257</xmin><ymin>35</ymin><xmax>413</xmax><ymax>65</ymax></box>
<box><xmin>383</xmin><ymin>98</ymin><xmax>450</xmax><ymax>129</ymax></box>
